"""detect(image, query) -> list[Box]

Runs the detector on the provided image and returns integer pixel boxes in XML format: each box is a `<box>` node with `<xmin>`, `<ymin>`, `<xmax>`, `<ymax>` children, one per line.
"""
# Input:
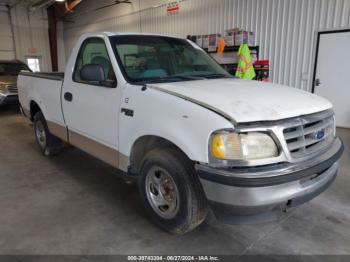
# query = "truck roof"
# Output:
<box><xmin>82</xmin><ymin>31</ymin><xmax>185</xmax><ymax>39</ymax></box>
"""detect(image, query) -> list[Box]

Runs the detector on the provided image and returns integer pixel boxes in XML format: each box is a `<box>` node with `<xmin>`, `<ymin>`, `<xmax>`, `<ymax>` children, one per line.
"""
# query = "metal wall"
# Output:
<box><xmin>8</xmin><ymin>4</ymin><xmax>52</xmax><ymax>71</ymax></box>
<box><xmin>0</xmin><ymin>5</ymin><xmax>15</xmax><ymax>60</ymax></box>
<box><xmin>63</xmin><ymin>0</ymin><xmax>350</xmax><ymax>91</ymax></box>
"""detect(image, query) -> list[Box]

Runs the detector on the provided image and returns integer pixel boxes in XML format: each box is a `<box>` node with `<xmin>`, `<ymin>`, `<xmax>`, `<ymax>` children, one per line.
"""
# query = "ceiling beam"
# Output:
<box><xmin>29</xmin><ymin>0</ymin><xmax>56</xmax><ymax>10</ymax></box>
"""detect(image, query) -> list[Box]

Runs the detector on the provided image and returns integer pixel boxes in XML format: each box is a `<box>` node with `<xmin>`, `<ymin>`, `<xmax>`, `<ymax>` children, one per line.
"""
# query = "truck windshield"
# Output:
<box><xmin>0</xmin><ymin>63</ymin><xmax>30</xmax><ymax>76</ymax></box>
<box><xmin>109</xmin><ymin>35</ymin><xmax>231</xmax><ymax>84</ymax></box>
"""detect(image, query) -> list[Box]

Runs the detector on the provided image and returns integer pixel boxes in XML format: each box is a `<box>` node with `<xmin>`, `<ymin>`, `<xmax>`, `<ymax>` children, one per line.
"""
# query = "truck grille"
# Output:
<box><xmin>6</xmin><ymin>84</ymin><xmax>18</xmax><ymax>94</ymax></box>
<box><xmin>283</xmin><ymin>112</ymin><xmax>335</xmax><ymax>158</ymax></box>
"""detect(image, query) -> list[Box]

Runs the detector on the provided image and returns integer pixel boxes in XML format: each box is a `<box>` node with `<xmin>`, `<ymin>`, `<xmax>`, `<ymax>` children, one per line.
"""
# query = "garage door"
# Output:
<box><xmin>0</xmin><ymin>6</ymin><xmax>15</xmax><ymax>60</ymax></box>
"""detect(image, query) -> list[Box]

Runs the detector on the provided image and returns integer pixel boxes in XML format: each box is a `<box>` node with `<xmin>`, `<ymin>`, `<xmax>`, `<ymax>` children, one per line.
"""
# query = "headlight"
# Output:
<box><xmin>211</xmin><ymin>131</ymin><xmax>279</xmax><ymax>160</ymax></box>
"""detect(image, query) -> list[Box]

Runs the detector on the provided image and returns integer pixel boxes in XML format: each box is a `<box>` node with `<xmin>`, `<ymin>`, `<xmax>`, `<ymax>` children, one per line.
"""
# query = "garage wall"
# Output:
<box><xmin>63</xmin><ymin>0</ymin><xmax>170</xmax><ymax>57</ymax></box>
<box><xmin>7</xmin><ymin>4</ymin><xmax>51</xmax><ymax>71</ymax></box>
<box><xmin>0</xmin><ymin>5</ymin><xmax>15</xmax><ymax>60</ymax></box>
<box><xmin>63</xmin><ymin>0</ymin><xmax>350</xmax><ymax>91</ymax></box>
<box><xmin>57</xmin><ymin>21</ymin><xmax>66</xmax><ymax>72</ymax></box>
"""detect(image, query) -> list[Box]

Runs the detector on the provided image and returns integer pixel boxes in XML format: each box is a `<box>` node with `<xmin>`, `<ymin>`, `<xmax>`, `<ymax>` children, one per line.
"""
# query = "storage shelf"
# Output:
<box><xmin>203</xmin><ymin>45</ymin><xmax>261</xmax><ymax>78</ymax></box>
<box><xmin>203</xmin><ymin>45</ymin><xmax>259</xmax><ymax>53</ymax></box>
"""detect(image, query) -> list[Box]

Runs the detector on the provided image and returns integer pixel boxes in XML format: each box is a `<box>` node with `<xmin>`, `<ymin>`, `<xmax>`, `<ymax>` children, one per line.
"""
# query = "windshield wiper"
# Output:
<box><xmin>172</xmin><ymin>75</ymin><xmax>206</xmax><ymax>80</ymax></box>
<box><xmin>198</xmin><ymin>73</ymin><xmax>233</xmax><ymax>79</ymax></box>
<box><xmin>132</xmin><ymin>73</ymin><xmax>230</xmax><ymax>84</ymax></box>
<box><xmin>133</xmin><ymin>75</ymin><xmax>204</xmax><ymax>84</ymax></box>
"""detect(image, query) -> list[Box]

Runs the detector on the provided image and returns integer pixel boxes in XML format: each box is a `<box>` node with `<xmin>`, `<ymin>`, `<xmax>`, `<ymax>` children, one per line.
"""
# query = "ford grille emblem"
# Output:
<box><xmin>314</xmin><ymin>129</ymin><xmax>325</xmax><ymax>140</ymax></box>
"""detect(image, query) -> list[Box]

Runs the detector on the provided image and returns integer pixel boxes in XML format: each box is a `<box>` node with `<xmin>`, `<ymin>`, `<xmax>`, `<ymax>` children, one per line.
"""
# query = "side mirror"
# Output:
<box><xmin>80</xmin><ymin>64</ymin><xmax>105</xmax><ymax>83</ymax></box>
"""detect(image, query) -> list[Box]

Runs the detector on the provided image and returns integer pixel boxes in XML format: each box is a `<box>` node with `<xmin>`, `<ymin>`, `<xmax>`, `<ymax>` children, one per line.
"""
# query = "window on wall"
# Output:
<box><xmin>26</xmin><ymin>57</ymin><xmax>41</xmax><ymax>72</ymax></box>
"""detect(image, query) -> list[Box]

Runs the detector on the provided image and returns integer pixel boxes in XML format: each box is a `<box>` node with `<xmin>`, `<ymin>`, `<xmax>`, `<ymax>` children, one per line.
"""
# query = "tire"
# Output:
<box><xmin>33</xmin><ymin>111</ymin><xmax>62</xmax><ymax>156</ymax></box>
<box><xmin>138</xmin><ymin>147</ymin><xmax>208</xmax><ymax>235</ymax></box>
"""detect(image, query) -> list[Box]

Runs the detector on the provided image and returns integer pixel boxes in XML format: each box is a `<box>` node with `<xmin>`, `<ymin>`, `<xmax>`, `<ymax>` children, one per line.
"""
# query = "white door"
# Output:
<box><xmin>314</xmin><ymin>30</ymin><xmax>350</xmax><ymax>128</ymax></box>
<box><xmin>62</xmin><ymin>37</ymin><xmax>122</xmax><ymax>166</ymax></box>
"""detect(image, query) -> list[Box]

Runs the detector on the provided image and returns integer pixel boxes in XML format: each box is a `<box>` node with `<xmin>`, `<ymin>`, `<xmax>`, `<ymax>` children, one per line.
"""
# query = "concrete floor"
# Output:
<box><xmin>0</xmin><ymin>106</ymin><xmax>349</xmax><ymax>255</ymax></box>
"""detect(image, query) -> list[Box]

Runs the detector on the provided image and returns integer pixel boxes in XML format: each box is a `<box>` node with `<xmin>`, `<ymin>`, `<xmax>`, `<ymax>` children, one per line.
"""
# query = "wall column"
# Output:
<box><xmin>47</xmin><ymin>5</ymin><xmax>58</xmax><ymax>72</ymax></box>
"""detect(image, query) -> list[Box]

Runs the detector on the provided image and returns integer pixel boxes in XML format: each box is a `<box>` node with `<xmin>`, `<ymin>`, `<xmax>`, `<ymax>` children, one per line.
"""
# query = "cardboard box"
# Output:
<box><xmin>234</xmin><ymin>31</ymin><xmax>255</xmax><ymax>46</ymax></box>
<box><xmin>208</xmin><ymin>33</ymin><xmax>221</xmax><ymax>52</ymax></box>
<box><xmin>224</xmin><ymin>31</ymin><xmax>235</xmax><ymax>47</ymax></box>
<box><xmin>202</xmin><ymin>35</ymin><xmax>210</xmax><ymax>49</ymax></box>
<box><xmin>195</xmin><ymin>35</ymin><xmax>203</xmax><ymax>47</ymax></box>
<box><xmin>224</xmin><ymin>28</ymin><xmax>239</xmax><ymax>46</ymax></box>
<box><xmin>248</xmin><ymin>31</ymin><xmax>255</xmax><ymax>46</ymax></box>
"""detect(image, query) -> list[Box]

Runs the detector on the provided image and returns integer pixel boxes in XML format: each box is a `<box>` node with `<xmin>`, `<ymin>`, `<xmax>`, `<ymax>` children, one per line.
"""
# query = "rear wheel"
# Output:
<box><xmin>33</xmin><ymin>112</ymin><xmax>62</xmax><ymax>156</ymax></box>
<box><xmin>138</xmin><ymin>148</ymin><xmax>208</xmax><ymax>234</ymax></box>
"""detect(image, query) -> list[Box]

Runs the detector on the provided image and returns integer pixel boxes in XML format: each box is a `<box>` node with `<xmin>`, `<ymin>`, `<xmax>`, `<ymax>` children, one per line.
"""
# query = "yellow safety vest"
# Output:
<box><xmin>235</xmin><ymin>44</ymin><xmax>256</xmax><ymax>80</ymax></box>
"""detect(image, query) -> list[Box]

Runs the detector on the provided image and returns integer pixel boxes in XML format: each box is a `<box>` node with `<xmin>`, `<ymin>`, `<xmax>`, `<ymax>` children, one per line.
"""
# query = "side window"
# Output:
<box><xmin>73</xmin><ymin>38</ymin><xmax>117</xmax><ymax>87</ymax></box>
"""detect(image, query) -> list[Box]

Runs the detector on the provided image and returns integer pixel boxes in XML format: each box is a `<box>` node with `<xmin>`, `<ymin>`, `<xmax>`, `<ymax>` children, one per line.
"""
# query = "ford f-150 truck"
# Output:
<box><xmin>18</xmin><ymin>32</ymin><xmax>344</xmax><ymax>234</ymax></box>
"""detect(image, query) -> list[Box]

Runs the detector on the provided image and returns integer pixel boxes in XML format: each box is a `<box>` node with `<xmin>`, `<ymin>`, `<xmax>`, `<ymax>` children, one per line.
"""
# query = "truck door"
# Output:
<box><xmin>62</xmin><ymin>37</ymin><xmax>122</xmax><ymax>168</ymax></box>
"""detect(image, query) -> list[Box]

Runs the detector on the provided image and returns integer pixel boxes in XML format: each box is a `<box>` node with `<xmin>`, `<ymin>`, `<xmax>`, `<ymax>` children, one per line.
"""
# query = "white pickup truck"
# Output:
<box><xmin>18</xmin><ymin>32</ymin><xmax>343</xmax><ymax>234</ymax></box>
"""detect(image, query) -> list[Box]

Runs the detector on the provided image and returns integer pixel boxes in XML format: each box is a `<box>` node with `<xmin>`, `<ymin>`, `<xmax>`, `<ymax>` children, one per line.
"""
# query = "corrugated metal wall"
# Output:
<box><xmin>63</xmin><ymin>0</ymin><xmax>350</xmax><ymax>91</ymax></box>
<box><xmin>8</xmin><ymin>4</ymin><xmax>52</xmax><ymax>71</ymax></box>
<box><xmin>0</xmin><ymin>5</ymin><xmax>15</xmax><ymax>60</ymax></box>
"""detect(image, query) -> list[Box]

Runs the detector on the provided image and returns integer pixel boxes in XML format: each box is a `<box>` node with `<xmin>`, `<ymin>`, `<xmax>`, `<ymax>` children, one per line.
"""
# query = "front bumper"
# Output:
<box><xmin>196</xmin><ymin>137</ymin><xmax>343</xmax><ymax>216</ymax></box>
<box><xmin>0</xmin><ymin>93</ymin><xmax>19</xmax><ymax>105</ymax></box>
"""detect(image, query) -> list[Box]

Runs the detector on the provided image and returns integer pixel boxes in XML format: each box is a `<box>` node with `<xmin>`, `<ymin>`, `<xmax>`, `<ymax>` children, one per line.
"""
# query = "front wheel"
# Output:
<box><xmin>138</xmin><ymin>148</ymin><xmax>208</xmax><ymax>235</ymax></box>
<box><xmin>33</xmin><ymin>111</ymin><xmax>62</xmax><ymax>156</ymax></box>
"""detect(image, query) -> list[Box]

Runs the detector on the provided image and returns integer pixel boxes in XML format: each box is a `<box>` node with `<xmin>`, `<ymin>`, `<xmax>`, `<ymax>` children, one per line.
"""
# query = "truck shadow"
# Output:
<box><xmin>43</xmin><ymin>145</ymin><xmax>232</xmax><ymax>231</ymax></box>
<box><xmin>46</xmin><ymin>145</ymin><xmax>147</xmax><ymax>217</ymax></box>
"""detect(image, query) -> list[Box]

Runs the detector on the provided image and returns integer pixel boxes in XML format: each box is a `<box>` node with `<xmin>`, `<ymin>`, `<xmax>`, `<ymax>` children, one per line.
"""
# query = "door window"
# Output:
<box><xmin>73</xmin><ymin>38</ymin><xmax>116</xmax><ymax>87</ymax></box>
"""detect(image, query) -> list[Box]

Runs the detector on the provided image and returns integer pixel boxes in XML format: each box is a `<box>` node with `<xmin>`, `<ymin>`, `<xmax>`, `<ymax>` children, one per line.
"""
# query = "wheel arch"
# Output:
<box><xmin>29</xmin><ymin>100</ymin><xmax>42</xmax><ymax>121</ymax></box>
<box><xmin>128</xmin><ymin>135</ymin><xmax>194</xmax><ymax>175</ymax></box>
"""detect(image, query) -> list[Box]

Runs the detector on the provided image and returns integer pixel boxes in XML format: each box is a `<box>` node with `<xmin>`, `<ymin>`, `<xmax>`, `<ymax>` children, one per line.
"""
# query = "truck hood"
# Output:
<box><xmin>150</xmin><ymin>78</ymin><xmax>332</xmax><ymax>123</ymax></box>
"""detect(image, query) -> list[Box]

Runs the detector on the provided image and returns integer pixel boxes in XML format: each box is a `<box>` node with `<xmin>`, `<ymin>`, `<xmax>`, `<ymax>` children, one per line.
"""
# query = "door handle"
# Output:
<box><xmin>315</xmin><ymin>78</ymin><xmax>321</xmax><ymax>86</ymax></box>
<box><xmin>121</xmin><ymin>108</ymin><xmax>134</xmax><ymax>117</ymax></box>
<box><xmin>64</xmin><ymin>92</ymin><xmax>73</xmax><ymax>102</ymax></box>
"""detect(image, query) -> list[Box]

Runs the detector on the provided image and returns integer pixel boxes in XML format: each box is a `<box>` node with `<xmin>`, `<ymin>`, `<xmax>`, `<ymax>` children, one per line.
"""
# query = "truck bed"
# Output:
<box><xmin>19</xmin><ymin>71</ymin><xmax>64</xmax><ymax>81</ymax></box>
<box><xmin>18</xmin><ymin>71</ymin><xmax>65</xmax><ymax>127</ymax></box>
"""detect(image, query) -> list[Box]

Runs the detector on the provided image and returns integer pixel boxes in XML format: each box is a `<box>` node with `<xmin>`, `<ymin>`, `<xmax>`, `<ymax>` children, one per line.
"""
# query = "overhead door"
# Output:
<box><xmin>0</xmin><ymin>6</ymin><xmax>15</xmax><ymax>60</ymax></box>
